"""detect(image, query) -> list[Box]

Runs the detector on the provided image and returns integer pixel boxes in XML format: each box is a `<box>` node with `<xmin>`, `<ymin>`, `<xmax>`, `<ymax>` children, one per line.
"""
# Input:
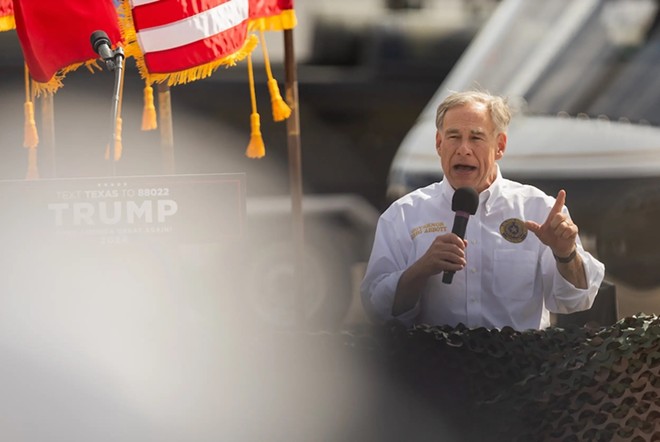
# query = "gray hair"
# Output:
<box><xmin>435</xmin><ymin>90</ymin><xmax>512</xmax><ymax>133</ymax></box>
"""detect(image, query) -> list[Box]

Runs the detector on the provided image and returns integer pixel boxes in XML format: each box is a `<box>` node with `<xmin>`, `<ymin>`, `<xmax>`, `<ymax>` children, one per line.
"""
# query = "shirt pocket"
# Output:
<box><xmin>492</xmin><ymin>249</ymin><xmax>537</xmax><ymax>300</ymax></box>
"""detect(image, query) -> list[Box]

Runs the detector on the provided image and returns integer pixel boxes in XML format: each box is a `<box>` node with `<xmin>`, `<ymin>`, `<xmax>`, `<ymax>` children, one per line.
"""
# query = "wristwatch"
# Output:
<box><xmin>553</xmin><ymin>248</ymin><xmax>577</xmax><ymax>263</ymax></box>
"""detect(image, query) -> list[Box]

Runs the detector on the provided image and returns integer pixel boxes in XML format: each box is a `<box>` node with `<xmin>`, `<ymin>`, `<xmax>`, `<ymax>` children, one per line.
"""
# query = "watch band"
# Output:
<box><xmin>553</xmin><ymin>248</ymin><xmax>577</xmax><ymax>263</ymax></box>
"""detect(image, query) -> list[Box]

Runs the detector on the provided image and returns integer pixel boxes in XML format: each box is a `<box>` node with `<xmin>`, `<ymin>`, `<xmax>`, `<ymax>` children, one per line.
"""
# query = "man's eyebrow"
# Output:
<box><xmin>445</xmin><ymin>128</ymin><xmax>487</xmax><ymax>135</ymax></box>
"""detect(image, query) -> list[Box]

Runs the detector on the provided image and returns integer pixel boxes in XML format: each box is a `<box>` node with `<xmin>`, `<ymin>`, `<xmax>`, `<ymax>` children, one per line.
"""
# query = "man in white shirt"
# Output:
<box><xmin>361</xmin><ymin>90</ymin><xmax>605</xmax><ymax>330</ymax></box>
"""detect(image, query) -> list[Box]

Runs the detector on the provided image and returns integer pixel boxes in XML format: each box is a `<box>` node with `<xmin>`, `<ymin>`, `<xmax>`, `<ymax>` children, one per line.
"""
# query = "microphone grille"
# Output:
<box><xmin>452</xmin><ymin>187</ymin><xmax>479</xmax><ymax>214</ymax></box>
<box><xmin>90</xmin><ymin>30</ymin><xmax>110</xmax><ymax>52</ymax></box>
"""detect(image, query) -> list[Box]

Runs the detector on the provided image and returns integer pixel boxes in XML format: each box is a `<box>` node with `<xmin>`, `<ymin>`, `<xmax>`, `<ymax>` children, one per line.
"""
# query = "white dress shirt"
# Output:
<box><xmin>361</xmin><ymin>171</ymin><xmax>605</xmax><ymax>331</ymax></box>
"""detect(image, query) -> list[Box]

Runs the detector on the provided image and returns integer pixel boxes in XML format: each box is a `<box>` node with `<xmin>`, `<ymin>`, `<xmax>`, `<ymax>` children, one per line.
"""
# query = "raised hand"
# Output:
<box><xmin>524</xmin><ymin>189</ymin><xmax>577</xmax><ymax>258</ymax></box>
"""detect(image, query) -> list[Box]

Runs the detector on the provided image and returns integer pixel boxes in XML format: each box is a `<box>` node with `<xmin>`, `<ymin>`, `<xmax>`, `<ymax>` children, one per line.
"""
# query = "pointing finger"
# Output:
<box><xmin>547</xmin><ymin>189</ymin><xmax>566</xmax><ymax>222</ymax></box>
<box><xmin>548</xmin><ymin>189</ymin><xmax>566</xmax><ymax>219</ymax></box>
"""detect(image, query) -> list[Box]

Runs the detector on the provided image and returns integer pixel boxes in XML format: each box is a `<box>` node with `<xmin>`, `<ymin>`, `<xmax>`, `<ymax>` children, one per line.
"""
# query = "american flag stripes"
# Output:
<box><xmin>125</xmin><ymin>0</ymin><xmax>256</xmax><ymax>85</ymax></box>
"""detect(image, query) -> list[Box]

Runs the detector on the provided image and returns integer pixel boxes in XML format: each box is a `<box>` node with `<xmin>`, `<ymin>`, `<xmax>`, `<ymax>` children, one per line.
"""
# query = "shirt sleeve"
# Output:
<box><xmin>542</xmin><ymin>240</ymin><xmax>606</xmax><ymax>314</ymax></box>
<box><xmin>360</xmin><ymin>216</ymin><xmax>420</xmax><ymax>326</ymax></box>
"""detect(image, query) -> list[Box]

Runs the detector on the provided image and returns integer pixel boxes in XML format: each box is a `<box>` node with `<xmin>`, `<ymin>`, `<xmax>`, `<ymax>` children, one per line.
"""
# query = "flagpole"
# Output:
<box><xmin>283</xmin><ymin>28</ymin><xmax>305</xmax><ymax>328</ymax></box>
<box><xmin>157</xmin><ymin>82</ymin><xmax>176</xmax><ymax>174</ymax></box>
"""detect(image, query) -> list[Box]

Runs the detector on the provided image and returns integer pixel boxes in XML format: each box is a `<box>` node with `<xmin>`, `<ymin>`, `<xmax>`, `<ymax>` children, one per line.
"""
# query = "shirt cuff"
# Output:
<box><xmin>551</xmin><ymin>248</ymin><xmax>605</xmax><ymax>313</ymax></box>
<box><xmin>361</xmin><ymin>270</ymin><xmax>420</xmax><ymax>326</ymax></box>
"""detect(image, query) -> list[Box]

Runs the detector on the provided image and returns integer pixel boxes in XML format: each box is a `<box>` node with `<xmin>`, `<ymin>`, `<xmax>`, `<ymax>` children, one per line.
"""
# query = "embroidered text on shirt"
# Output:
<box><xmin>410</xmin><ymin>222</ymin><xmax>448</xmax><ymax>239</ymax></box>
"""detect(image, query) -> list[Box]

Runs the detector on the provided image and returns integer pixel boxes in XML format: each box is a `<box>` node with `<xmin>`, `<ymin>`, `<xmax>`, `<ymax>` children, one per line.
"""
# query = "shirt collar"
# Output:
<box><xmin>482</xmin><ymin>166</ymin><xmax>503</xmax><ymax>213</ymax></box>
<box><xmin>439</xmin><ymin>165</ymin><xmax>503</xmax><ymax>214</ymax></box>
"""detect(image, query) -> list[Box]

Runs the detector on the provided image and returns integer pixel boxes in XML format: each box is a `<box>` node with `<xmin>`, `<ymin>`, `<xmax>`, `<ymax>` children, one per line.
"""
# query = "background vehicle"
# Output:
<box><xmin>389</xmin><ymin>0</ymin><xmax>660</xmax><ymax>315</ymax></box>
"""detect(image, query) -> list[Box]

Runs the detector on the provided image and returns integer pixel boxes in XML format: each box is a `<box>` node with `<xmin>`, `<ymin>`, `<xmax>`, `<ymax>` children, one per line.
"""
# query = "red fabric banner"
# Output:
<box><xmin>12</xmin><ymin>0</ymin><xmax>121</xmax><ymax>84</ymax></box>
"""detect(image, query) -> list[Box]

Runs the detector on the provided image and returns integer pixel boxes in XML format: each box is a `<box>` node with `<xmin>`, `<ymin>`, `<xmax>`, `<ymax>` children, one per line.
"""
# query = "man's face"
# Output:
<box><xmin>436</xmin><ymin>102</ymin><xmax>506</xmax><ymax>193</ymax></box>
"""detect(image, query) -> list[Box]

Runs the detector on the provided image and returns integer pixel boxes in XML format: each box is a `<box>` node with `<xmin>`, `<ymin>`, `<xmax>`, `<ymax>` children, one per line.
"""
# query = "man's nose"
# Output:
<box><xmin>456</xmin><ymin>140</ymin><xmax>472</xmax><ymax>155</ymax></box>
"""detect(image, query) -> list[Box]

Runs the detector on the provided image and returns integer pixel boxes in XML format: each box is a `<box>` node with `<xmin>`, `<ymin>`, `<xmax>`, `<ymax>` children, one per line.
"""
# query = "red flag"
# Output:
<box><xmin>249</xmin><ymin>0</ymin><xmax>295</xmax><ymax>29</ymax></box>
<box><xmin>249</xmin><ymin>0</ymin><xmax>293</xmax><ymax>18</ymax></box>
<box><xmin>0</xmin><ymin>0</ymin><xmax>14</xmax><ymax>31</ymax></box>
<box><xmin>12</xmin><ymin>0</ymin><xmax>121</xmax><ymax>88</ymax></box>
<box><xmin>124</xmin><ymin>0</ymin><xmax>257</xmax><ymax>85</ymax></box>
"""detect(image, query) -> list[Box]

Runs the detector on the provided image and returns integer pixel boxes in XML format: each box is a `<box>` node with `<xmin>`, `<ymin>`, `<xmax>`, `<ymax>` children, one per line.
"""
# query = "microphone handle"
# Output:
<box><xmin>442</xmin><ymin>214</ymin><xmax>469</xmax><ymax>284</ymax></box>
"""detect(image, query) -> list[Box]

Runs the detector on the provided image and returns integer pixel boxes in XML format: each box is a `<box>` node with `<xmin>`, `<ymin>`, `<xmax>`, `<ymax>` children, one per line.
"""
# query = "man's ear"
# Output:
<box><xmin>496</xmin><ymin>132</ymin><xmax>507</xmax><ymax>159</ymax></box>
<box><xmin>435</xmin><ymin>131</ymin><xmax>442</xmax><ymax>155</ymax></box>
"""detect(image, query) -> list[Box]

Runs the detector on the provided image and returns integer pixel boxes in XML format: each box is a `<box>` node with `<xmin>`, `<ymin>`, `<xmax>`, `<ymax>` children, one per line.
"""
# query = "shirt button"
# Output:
<box><xmin>470</xmin><ymin>268</ymin><xmax>477</xmax><ymax>273</ymax></box>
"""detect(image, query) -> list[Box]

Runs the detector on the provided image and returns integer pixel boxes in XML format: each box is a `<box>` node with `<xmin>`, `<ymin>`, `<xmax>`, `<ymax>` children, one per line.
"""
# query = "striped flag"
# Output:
<box><xmin>12</xmin><ymin>0</ymin><xmax>122</xmax><ymax>90</ymax></box>
<box><xmin>0</xmin><ymin>0</ymin><xmax>14</xmax><ymax>31</ymax></box>
<box><xmin>124</xmin><ymin>0</ymin><xmax>258</xmax><ymax>85</ymax></box>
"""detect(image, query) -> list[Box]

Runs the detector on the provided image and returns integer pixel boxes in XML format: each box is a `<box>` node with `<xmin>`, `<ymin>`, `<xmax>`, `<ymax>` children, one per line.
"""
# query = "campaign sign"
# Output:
<box><xmin>0</xmin><ymin>173</ymin><xmax>245</xmax><ymax>246</ymax></box>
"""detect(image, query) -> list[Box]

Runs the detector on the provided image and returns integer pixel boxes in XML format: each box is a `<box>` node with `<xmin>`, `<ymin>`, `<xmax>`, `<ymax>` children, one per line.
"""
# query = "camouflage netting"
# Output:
<box><xmin>257</xmin><ymin>314</ymin><xmax>659</xmax><ymax>441</ymax></box>
<box><xmin>373</xmin><ymin>314</ymin><xmax>660</xmax><ymax>441</ymax></box>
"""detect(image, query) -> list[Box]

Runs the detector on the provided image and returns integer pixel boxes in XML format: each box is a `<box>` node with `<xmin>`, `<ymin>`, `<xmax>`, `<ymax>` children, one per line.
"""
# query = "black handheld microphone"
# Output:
<box><xmin>442</xmin><ymin>187</ymin><xmax>479</xmax><ymax>284</ymax></box>
<box><xmin>90</xmin><ymin>30</ymin><xmax>114</xmax><ymax>61</ymax></box>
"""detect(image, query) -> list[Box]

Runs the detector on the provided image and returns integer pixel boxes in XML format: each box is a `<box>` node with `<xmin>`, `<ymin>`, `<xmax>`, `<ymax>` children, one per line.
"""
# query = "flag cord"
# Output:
<box><xmin>247</xmin><ymin>54</ymin><xmax>257</xmax><ymax>112</ymax></box>
<box><xmin>259</xmin><ymin>29</ymin><xmax>291</xmax><ymax>122</ymax></box>
<box><xmin>245</xmin><ymin>53</ymin><xmax>265</xmax><ymax>158</ymax></box>
<box><xmin>23</xmin><ymin>63</ymin><xmax>39</xmax><ymax>178</ymax></box>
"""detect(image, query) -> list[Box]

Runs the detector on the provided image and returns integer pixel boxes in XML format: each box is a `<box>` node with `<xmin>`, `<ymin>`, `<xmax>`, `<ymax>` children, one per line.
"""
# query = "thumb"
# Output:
<box><xmin>525</xmin><ymin>220</ymin><xmax>541</xmax><ymax>235</ymax></box>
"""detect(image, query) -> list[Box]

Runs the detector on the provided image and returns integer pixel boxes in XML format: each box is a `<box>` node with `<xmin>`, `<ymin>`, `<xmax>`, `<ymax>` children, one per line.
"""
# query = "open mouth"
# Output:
<box><xmin>453</xmin><ymin>165</ymin><xmax>477</xmax><ymax>172</ymax></box>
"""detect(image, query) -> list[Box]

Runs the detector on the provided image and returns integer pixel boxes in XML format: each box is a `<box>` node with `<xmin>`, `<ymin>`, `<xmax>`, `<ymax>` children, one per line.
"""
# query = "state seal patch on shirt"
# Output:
<box><xmin>500</xmin><ymin>218</ymin><xmax>527</xmax><ymax>243</ymax></box>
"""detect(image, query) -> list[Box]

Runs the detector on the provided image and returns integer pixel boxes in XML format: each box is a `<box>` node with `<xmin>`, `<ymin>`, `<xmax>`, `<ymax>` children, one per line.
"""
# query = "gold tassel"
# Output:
<box><xmin>113</xmin><ymin>117</ymin><xmax>123</xmax><ymax>161</ymax></box>
<box><xmin>141</xmin><ymin>84</ymin><xmax>157</xmax><ymax>131</ymax></box>
<box><xmin>245</xmin><ymin>53</ymin><xmax>265</xmax><ymax>158</ymax></box>
<box><xmin>23</xmin><ymin>64</ymin><xmax>39</xmax><ymax>180</ymax></box>
<box><xmin>259</xmin><ymin>30</ymin><xmax>291</xmax><ymax>122</ymax></box>
<box><xmin>0</xmin><ymin>15</ymin><xmax>16</xmax><ymax>32</ymax></box>
<box><xmin>246</xmin><ymin>112</ymin><xmax>265</xmax><ymax>159</ymax></box>
<box><xmin>23</xmin><ymin>65</ymin><xmax>39</xmax><ymax>149</ymax></box>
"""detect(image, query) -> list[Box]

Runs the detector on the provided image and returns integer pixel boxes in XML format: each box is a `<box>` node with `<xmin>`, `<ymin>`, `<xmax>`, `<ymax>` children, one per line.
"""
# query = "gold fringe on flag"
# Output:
<box><xmin>141</xmin><ymin>83</ymin><xmax>157</xmax><ymax>130</ymax></box>
<box><xmin>29</xmin><ymin>60</ymin><xmax>103</xmax><ymax>97</ymax></box>
<box><xmin>259</xmin><ymin>30</ymin><xmax>290</xmax><ymax>122</ymax></box>
<box><xmin>0</xmin><ymin>14</ymin><xmax>15</xmax><ymax>31</ymax></box>
<box><xmin>245</xmin><ymin>53</ymin><xmax>265</xmax><ymax>159</ymax></box>
<box><xmin>248</xmin><ymin>10</ymin><xmax>297</xmax><ymax>33</ymax></box>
